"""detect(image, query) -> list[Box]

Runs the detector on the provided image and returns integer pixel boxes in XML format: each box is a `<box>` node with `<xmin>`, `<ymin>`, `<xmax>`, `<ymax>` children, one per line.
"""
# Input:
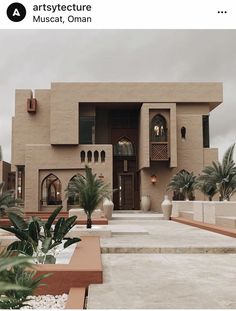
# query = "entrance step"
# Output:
<box><xmin>112</xmin><ymin>212</ymin><xmax>163</xmax><ymax>221</ymax></box>
<box><xmin>216</xmin><ymin>216</ymin><xmax>236</xmax><ymax>229</ymax></box>
<box><xmin>101</xmin><ymin>246</ymin><xmax>236</xmax><ymax>254</ymax></box>
<box><xmin>109</xmin><ymin>225</ymin><xmax>149</xmax><ymax>235</ymax></box>
<box><xmin>179</xmin><ymin>211</ymin><xmax>194</xmax><ymax>220</ymax></box>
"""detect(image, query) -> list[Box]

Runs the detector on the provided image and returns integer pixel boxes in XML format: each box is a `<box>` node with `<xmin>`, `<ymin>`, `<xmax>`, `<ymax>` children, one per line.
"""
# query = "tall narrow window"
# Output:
<box><xmin>202</xmin><ymin>115</ymin><xmax>210</xmax><ymax>148</ymax></box>
<box><xmin>150</xmin><ymin>114</ymin><xmax>167</xmax><ymax>142</ymax></box>
<box><xmin>181</xmin><ymin>127</ymin><xmax>186</xmax><ymax>140</ymax></box>
<box><xmin>87</xmin><ymin>151</ymin><xmax>92</xmax><ymax>162</ymax></box>
<box><xmin>79</xmin><ymin>116</ymin><xmax>95</xmax><ymax>144</ymax></box>
<box><xmin>17</xmin><ymin>167</ymin><xmax>24</xmax><ymax>199</ymax></box>
<box><xmin>80</xmin><ymin>151</ymin><xmax>85</xmax><ymax>162</ymax></box>
<box><xmin>101</xmin><ymin>150</ymin><xmax>106</xmax><ymax>162</ymax></box>
<box><xmin>94</xmin><ymin>151</ymin><xmax>99</xmax><ymax>162</ymax></box>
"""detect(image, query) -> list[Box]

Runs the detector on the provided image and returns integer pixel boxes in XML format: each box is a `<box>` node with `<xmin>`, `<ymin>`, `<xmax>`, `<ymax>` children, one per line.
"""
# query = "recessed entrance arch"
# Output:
<box><xmin>111</xmin><ymin>110</ymin><xmax>139</xmax><ymax>210</ymax></box>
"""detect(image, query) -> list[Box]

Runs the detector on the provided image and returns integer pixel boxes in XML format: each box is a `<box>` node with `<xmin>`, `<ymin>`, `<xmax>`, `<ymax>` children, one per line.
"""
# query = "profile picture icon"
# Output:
<box><xmin>7</xmin><ymin>2</ymin><xmax>26</xmax><ymax>22</ymax></box>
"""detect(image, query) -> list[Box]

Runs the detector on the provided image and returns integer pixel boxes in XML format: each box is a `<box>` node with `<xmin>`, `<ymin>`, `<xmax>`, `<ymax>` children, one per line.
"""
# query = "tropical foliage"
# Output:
<box><xmin>195</xmin><ymin>180</ymin><xmax>218</xmax><ymax>201</ymax></box>
<box><xmin>66</xmin><ymin>166</ymin><xmax>110</xmax><ymax>228</ymax></box>
<box><xmin>0</xmin><ymin>253</ymin><xmax>49</xmax><ymax>309</ymax></box>
<box><xmin>167</xmin><ymin>170</ymin><xmax>197</xmax><ymax>200</ymax></box>
<box><xmin>197</xmin><ymin>144</ymin><xmax>236</xmax><ymax>201</ymax></box>
<box><xmin>0</xmin><ymin>206</ymin><xmax>81</xmax><ymax>263</ymax></box>
<box><xmin>0</xmin><ymin>182</ymin><xmax>22</xmax><ymax>217</ymax></box>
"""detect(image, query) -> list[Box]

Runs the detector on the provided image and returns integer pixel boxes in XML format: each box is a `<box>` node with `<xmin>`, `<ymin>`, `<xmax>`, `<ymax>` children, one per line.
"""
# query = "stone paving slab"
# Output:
<box><xmin>88</xmin><ymin>253</ymin><xmax>236</xmax><ymax>309</ymax></box>
<box><xmin>112</xmin><ymin>213</ymin><xmax>163</xmax><ymax>220</ymax></box>
<box><xmin>101</xmin><ymin>220</ymin><xmax>236</xmax><ymax>249</ymax></box>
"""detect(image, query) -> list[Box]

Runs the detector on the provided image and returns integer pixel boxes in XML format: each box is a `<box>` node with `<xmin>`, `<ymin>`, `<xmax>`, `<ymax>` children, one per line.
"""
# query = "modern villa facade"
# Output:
<box><xmin>10</xmin><ymin>82</ymin><xmax>223</xmax><ymax>212</ymax></box>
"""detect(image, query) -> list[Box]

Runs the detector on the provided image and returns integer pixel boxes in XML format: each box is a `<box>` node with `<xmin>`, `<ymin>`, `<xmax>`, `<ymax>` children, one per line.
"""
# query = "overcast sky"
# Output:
<box><xmin>0</xmin><ymin>30</ymin><xmax>236</xmax><ymax>162</ymax></box>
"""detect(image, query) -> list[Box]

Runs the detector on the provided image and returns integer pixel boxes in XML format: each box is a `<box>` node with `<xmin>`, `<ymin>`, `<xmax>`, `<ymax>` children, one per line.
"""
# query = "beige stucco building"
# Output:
<box><xmin>10</xmin><ymin>82</ymin><xmax>222</xmax><ymax>212</ymax></box>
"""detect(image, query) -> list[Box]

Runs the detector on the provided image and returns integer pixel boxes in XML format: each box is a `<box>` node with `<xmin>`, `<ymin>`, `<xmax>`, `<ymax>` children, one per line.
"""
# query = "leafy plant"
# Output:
<box><xmin>0</xmin><ymin>206</ymin><xmax>81</xmax><ymax>263</ymax></box>
<box><xmin>195</xmin><ymin>180</ymin><xmax>218</xmax><ymax>201</ymax></box>
<box><xmin>0</xmin><ymin>182</ymin><xmax>23</xmax><ymax>217</ymax></box>
<box><xmin>0</xmin><ymin>253</ymin><xmax>50</xmax><ymax>309</ymax></box>
<box><xmin>167</xmin><ymin>170</ymin><xmax>197</xmax><ymax>200</ymax></box>
<box><xmin>66</xmin><ymin>165</ymin><xmax>110</xmax><ymax>228</ymax></box>
<box><xmin>197</xmin><ymin>144</ymin><xmax>236</xmax><ymax>201</ymax></box>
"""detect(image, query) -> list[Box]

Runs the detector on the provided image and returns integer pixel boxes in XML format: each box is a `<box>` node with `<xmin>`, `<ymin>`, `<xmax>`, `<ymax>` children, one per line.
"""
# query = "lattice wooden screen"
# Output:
<box><xmin>150</xmin><ymin>143</ymin><xmax>169</xmax><ymax>161</ymax></box>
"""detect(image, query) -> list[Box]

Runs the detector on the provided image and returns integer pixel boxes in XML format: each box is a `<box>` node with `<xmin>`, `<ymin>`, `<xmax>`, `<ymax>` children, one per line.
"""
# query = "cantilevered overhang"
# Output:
<box><xmin>51</xmin><ymin>82</ymin><xmax>223</xmax><ymax>110</ymax></box>
<box><xmin>50</xmin><ymin>82</ymin><xmax>223</xmax><ymax>145</ymax></box>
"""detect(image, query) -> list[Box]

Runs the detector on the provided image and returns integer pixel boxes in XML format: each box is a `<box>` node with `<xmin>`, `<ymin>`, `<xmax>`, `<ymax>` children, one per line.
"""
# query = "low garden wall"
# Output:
<box><xmin>172</xmin><ymin>201</ymin><xmax>236</xmax><ymax>224</ymax></box>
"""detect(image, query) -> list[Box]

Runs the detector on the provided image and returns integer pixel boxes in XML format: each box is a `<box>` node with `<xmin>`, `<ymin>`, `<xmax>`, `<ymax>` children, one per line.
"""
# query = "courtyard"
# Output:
<box><xmin>87</xmin><ymin>212</ymin><xmax>236</xmax><ymax>309</ymax></box>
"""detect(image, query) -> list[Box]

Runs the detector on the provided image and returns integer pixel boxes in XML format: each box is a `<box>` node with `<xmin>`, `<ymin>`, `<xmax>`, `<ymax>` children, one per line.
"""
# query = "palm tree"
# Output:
<box><xmin>197</xmin><ymin>144</ymin><xmax>236</xmax><ymax>201</ymax></box>
<box><xmin>195</xmin><ymin>180</ymin><xmax>217</xmax><ymax>201</ymax></box>
<box><xmin>0</xmin><ymin>145</ymin><xmax>2</xmax><ymax>161</ymax></box>
<box><xmin>167</xmin><ymin>170</ymin><xmax>197</xmax><ymax>200</ymax></box>
<box><xmin>66</xmin><ymin>166</ymin><xmax>110</xmax><ymax>228</ymax></box>
<box><xmin>0</xmin><ymin>182</ymin><xmax>22</xmax><ymax>217</ymax></box>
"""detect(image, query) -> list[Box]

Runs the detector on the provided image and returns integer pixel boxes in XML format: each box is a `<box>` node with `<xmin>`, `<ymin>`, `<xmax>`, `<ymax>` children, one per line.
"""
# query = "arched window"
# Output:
<box><xmin>87</xmin><ymin>151</ymin><xmax>92</xmax><ymax>162</ymax></box>
<box><xmin>94</xmin><ymin>151</ymin><xmax>99</xmax><ymax>162</ymax></box>
<box><xmin>41</xmin><ymin>174</ymin><xmax>62</xmax><ymax>206</ymax></box>
<box><xmin>101</xmin><ymin>150</ymin><xmax>106</xmax><ymax>162</ymax></box>
<box><xmin>80</xmin><ymin>151</ymin><xmax>85</xmax><ymax>163</ymax></box>
<box><xmin>181</xmin><ymin>127</ymin><xmax>186</xmax><ymax>139</ymax></box>
<box><xmin>150</xmin><ymin>114</ymin><xmax>167</xmax><ymax>142</ymax></box>
<box><xmin>114</xmin><ymin>137</ymin><xmax>135</xmax><ymax>156</ymax></box>
<box><xmin>67</xmin><ymin>175</ymin><xmax>79</xmax><ymax>206</ymax></box>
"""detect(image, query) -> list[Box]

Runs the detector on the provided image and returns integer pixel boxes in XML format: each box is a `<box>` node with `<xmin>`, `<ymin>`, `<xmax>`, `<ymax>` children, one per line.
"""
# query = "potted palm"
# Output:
<box><xmin>66</xmin><ymin>166</ymin><xmax>110</xmax><ymax>228</ymax></box>
<box><xmin>167</xmin><ymin>170</ymin><xmax>197</xmax><ymax>201</ymax></box>
<box><xmin>197</xmin><ymin>144</ymin><xmax>236</xmax><ymax>201</ymax></box>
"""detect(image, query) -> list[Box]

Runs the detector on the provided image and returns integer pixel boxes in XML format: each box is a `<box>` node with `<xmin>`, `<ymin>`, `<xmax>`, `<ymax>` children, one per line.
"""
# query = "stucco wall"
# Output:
<box><xmin>12</xmin><ymin>89</ymin><xmax>51</xmax><ymax>165</ymax></box>
<box><xmin>50</xmin><ymin>82</ymin><xmax>222</xmax><ymax>145</ymax></box>
<box><xmin>11</xmin><ymin>82</ymin><xmax>223</xmax><ymax>212</ymax></box>
<box><xmin>24</xmin><ymin>144</ymin><xmax>113</xmax><ymax>211</ymax></box>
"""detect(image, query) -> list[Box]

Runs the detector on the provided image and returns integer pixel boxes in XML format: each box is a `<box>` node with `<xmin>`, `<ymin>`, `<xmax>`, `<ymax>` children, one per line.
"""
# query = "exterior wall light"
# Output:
<box><xmin>151</xmin><ymin>174</ymin><xmax>157</xmax><ymax>184</ymax></box>
<box><xmin>99</xmin><ymin>173</ymin><xmax>104</xmax><ymax>179</ymax></box>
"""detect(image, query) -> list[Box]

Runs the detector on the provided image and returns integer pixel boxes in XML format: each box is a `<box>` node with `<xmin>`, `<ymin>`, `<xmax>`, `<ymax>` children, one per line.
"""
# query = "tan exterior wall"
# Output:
<box><xmin>24</xmin><ymin>144</ymin><xmax>112</xmax><ymax>211</ymax></box>
<box><xmin>50</xmin><ymin>82</ymin><xmax>222</xmax><ymax>145</ymax></box>
<box><xmin>11</xmin><ymin>82</ymin><xmax>223</xmax><ymax>212</ymax></box>
<box><xmin>12</xmin><ymin>89</ymin><xmax>51</xmax><ymax>165</ymax></box>
<box><xmin>0</xmin><ymin>161</ymin><xmax>11</xmax><ymax>189</ymax></box>
<box><xmin>203</xmin><ymin>148</ymin><xmax>218</xmax><ymax>166</ymax></box>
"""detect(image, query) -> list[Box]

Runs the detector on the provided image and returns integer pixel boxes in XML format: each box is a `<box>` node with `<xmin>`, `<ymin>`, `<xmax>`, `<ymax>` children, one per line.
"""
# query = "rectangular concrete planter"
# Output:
<box><xmin>65</xmin><ymin>287</ymin><xmax>86</xmax><ymax>309</ymax></box>
<box><xmin>34</xmin><ymin>236</ymin><xmax>103</xmax><ymax>295</ymax></box>
<box><xmin>0</xmin><ymin>214</ymin><xmax>108</xmax><ymax>227</ymax></box>
<box><xmin>172</xmin><ymin>200</ymin><xmax>236</xmax><ymax>225</ymax></box>
<box><xmin>171</xmin><ymin>201</ymin><xmax>194</xmax><ymax>217</ymax></box>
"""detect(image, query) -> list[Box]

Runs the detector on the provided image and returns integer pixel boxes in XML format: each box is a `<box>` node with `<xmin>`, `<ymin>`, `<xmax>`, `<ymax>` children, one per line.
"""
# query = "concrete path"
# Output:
<box><xmin>88</xmin><ymin>213</ymin><xmax>236</xmax><ymax>309</ymax></box>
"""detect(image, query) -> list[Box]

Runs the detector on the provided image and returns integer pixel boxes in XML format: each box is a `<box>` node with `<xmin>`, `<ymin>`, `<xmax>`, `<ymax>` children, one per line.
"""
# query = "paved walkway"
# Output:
<box><xmin>88</xmin><ymin>213</ymin><xmax>236</xmax><ymax>309</ymax></box>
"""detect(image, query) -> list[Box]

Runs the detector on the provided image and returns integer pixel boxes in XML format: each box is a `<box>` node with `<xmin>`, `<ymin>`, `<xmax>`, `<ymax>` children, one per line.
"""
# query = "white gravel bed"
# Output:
<box><xmin>21</xmin><ymin>293</ymin><xmax>68</xmax><ymax>309</ymax></box>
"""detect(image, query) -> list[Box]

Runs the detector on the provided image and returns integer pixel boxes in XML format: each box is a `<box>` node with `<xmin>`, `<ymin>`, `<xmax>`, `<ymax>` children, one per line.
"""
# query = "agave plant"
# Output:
<box><xmin>66</xmin><ymin>166</ymin><xmax>110</xmax><ymax>228</ymax></box>
<box><xmin>0</xmin><ymin>206</ymin><xmax>81</xmax><ymax>263</ymax></box>
<box><xmin>167</xmin><ymin>170</ymin><xmax>197</xmax><ymax>200</ymax></box>
<box><xmin>198</xmin><ymin>144</ymin><xmax>236</xmax><ymax>201</ymax></box>
<box><xmin>0</xmin><ymin>182</ymin><xmax>22</xmax><ymax>217</ymax></box>
<box><xmin>0</xmin><ymin>253</ymin><xmax>50</xmax><ymax>309</ymax></box>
